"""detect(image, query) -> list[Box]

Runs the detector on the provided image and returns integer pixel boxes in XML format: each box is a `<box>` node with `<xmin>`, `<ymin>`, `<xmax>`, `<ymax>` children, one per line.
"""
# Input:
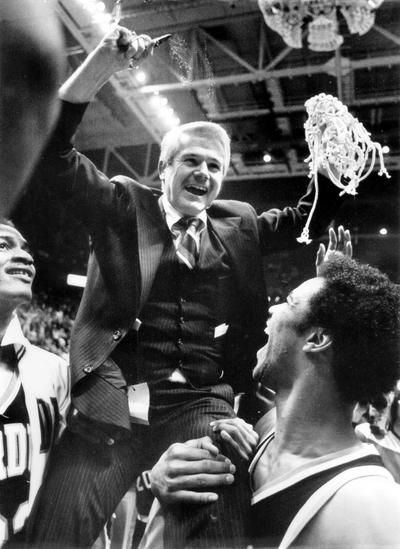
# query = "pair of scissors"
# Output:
<box><xmin>112</xmin><ymin>0</ymin><xmax>172</xmax><ymax>52</ymax></box>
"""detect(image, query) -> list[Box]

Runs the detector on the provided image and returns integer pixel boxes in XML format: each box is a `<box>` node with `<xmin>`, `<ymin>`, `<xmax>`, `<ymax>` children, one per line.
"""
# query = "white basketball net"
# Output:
<box><xmin>297</xmin><ymin>93</ymin><xmax>390</xmax><ymax>244</ymax></box>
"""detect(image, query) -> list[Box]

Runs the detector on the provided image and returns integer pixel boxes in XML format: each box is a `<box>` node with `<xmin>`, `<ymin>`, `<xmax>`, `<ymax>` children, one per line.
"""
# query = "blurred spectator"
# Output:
<box><xmin>18</xmin><ymin>292</ymin><xmax>78</xmax><ymax>361</ymax></box>
<box><xmin>356</xmin><ymin>383</ymin><xmax>400</xmax><ymax>483</ymax></box>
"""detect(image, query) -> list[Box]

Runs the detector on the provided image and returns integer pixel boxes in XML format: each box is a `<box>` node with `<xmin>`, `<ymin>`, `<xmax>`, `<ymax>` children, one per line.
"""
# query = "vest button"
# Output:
<box><xmin>113</xmin><ymin>330</ymin><xmax>122</xmax><ymax>341</ymax></box>
<box><xmin>177</xmin><ymin>338</ymin><xmax>183</xmax><ymax>346</ymax></box>
<box><xmin>83</xmin><ymin>365</ymin><xmax>93</xmax><ymax>374</ymax></box>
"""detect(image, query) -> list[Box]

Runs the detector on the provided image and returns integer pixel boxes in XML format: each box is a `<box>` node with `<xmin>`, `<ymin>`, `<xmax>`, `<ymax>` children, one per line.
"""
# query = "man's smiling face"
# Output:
<box><xmin>0</xmin><ymin>224</ymin><xmax>35</xmax><ymax>309</ymax></box>
<box><xmin>160</xmin><ymin>131</ymin><xmax>226</xmax><ymax>217</ymax></box>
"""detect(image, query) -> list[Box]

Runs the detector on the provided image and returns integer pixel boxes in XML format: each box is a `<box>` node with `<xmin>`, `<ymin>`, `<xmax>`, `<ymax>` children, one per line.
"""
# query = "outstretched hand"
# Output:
<box><xmin>316</xmin><ymin>225</ymin><xmax>352</xmax><ymax>275</ymax></box>
<box><xmin>150</xmin><ymin>437</ymin><xmax>236</xmax><ymax>505</ymax></box>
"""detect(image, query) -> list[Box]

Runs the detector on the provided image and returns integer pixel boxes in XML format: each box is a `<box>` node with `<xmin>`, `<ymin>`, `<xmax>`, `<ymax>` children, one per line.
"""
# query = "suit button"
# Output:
<box><xmin>177</xmin><ymin>338</ymin><xmax>183</xmax><ymax>346</ymax></box>
<box><xmin>106</xmin><ymin>437</ymin><xmax>115</xmax><ymax>446</ymax></box>
<box><xmin>113</xmin><ymin>330</ymin><xmax>122</xmax><ymax>341</ymax></box>
<box><xmin>83</xmin><ymin>365</ymin><xmax>93</xmax><ymax>374</ymax></box>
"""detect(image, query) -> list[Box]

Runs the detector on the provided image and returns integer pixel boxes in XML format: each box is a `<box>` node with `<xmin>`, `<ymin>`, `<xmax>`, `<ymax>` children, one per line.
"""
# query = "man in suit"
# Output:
<box><xmin>27</xmin><ymin>25</ymin><xmax>344</xmax><ymax>548</ymax></box>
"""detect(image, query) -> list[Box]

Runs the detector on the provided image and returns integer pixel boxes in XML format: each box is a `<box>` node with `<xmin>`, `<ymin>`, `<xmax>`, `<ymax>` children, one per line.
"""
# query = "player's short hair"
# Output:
<box><xmin>159</xmin><ymin>121</ymin><xmax>231</xmax><ymax>176</ymax></box>
<box><xmin>302</xmin><ymin>254</ymin><xmax>400</xmax><ymax>404</ymax></box>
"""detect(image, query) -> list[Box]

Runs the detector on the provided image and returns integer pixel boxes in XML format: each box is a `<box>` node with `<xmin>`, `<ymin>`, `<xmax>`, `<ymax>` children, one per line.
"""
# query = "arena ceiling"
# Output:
<box><xmin>17</xmin><ymin>0</ymin><xmax>400</xmax><ymax>291</ymax></box>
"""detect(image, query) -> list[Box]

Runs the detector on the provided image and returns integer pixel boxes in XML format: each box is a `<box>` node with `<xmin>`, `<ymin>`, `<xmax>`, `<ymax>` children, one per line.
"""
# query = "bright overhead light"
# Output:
<box><xmin>263</xmin><ymin>153</ymin><xmax>272</xmax><ymax>163</ymax></box>
<box><xmin>136</xmin><ymin>70</ymin><xmax>147</xmax><ymax>84</ymax></box>
<box><xmin>382</xmin><ymin>145</ymin><xmax>390</xmax><ymax>154</ymax></box>
<box><xmin>160</xmin><ymin>106</ymin><xmax>174</xmax><ymax>117</ymax></box>
<box><xmin>379</xmin><ymin>227</ymin><xmax>388</xmax><ymax>236</ymax></box>
<box><xmin>150</xmin><ymin>95</ymin><xmax>168</xmax><ymax>107</ymax></box>
<box><xmin>93</xmin><ymin>12</ymin><xmax>112</xmax><ymax>23</ymax></box>
<box><xmin>95</xmin><ymin>1</ymin><xmax>106</xmax><ymax>12</ymax></box>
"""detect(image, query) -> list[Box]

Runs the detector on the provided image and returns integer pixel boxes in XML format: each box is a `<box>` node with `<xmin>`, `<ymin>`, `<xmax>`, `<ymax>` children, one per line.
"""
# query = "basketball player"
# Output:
<box><xmin>0</xmin><ymin>220</ymin><xmax>69</xmax><ymax>546</ymax></box>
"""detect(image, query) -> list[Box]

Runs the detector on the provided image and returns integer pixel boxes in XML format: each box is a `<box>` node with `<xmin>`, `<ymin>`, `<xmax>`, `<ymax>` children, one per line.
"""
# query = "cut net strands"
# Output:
<box><xmin>168</xmin><ymin>31</ymin><xmax>218</xmax><ymax>113</ymax></box>
<box><xmin>297</xmin><ymin>93</ymin><xmax>390</xmax><ymax>244</ymax></box>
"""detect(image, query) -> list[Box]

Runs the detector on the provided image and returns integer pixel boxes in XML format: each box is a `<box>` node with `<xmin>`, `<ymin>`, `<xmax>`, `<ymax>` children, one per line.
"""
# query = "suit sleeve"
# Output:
<box><xmin>34</xmin><ymin>100</ymin><xmax>118</xmax><ymax>227</ymax></box>
<box><xmin>257</xmin><ymin>175</ymin><xmax>344</xmax><ymax>254</ymax></box>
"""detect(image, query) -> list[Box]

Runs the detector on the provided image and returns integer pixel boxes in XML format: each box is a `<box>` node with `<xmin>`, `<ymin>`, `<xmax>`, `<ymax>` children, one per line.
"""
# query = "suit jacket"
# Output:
<box><xmin>40</xmin><ymin>101</ymin><xmax>343</xmax><ymax>434</ymax></box>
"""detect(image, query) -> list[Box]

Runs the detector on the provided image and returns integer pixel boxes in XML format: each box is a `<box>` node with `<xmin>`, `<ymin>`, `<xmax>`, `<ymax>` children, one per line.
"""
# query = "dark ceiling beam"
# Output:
<box><xmin>208</xmin><ymin>95</ymin><xmax>400</xmax><ymax>120</ymax></box>
<box><xmin>121</xmin><ymin>5</ymin><xmax>259</xmax><ymax>35</ymax></box>
<box><xmin>131</xmin><ymin>54</ymin><xmax>400</xmax><ymax>94</ymax></box>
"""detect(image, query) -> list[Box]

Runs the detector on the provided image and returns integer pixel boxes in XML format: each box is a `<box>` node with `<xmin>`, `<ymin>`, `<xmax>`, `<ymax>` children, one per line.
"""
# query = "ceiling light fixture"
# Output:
<box><xmin>257</xmin><ymin>0</ymin><xmax>385</xmax><ymax>51</ymax></box>
<box><xmin>263</xmin><ymin>153</ymin><xmax>272</xmax><ymax>163</ymax></box>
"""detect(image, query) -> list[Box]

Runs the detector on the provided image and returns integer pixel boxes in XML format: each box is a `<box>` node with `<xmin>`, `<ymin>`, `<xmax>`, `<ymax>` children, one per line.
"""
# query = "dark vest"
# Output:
<box><xmin>135</xmin><ymin>224</ymin><xmax>234</xmax><ymax>387</ymax></box>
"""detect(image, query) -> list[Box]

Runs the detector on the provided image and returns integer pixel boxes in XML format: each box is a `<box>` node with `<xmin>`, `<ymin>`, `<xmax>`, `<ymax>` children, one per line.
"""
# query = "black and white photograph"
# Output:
<box><xmin>1</xmin><ymin>1</ymin><xmax>400</xmax><ymax>547</ymax></box>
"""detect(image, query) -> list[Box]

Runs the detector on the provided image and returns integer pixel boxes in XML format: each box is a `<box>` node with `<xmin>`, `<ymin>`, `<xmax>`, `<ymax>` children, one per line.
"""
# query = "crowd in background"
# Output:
<box><xmin>18</xmin><ymin>291</ymin><xmax>79</xmax><ymax>361</ymax></box>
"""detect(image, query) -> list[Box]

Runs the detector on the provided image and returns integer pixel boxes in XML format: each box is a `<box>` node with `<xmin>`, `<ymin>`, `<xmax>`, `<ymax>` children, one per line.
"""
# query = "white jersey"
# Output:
<box><xmin>0</xmin><ymin>315</ymin><xmax>70</xmax><ymax>545</ymax></box>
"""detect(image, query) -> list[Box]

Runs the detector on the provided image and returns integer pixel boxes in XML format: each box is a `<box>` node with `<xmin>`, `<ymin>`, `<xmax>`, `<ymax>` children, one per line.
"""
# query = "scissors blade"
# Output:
<box><xmin>151</xmin><ymin>33</ymin><xmax>172</xmax><ymax>47</ymax></box>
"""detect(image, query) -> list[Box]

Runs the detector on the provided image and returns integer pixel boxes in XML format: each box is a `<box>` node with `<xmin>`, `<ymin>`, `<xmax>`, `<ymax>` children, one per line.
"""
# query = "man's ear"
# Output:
<box><xmin>303</xmin><ymin>328</ymin><xmax>332</xmax><ymax>354</ymax></box>
<box><xmin>158</xmin><ymin>160</ymin><xmax>166</xmax><ymax>182</ymax></box>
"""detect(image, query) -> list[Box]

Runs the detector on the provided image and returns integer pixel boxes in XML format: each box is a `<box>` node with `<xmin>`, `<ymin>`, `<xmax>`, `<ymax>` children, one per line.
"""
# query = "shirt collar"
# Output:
<box><xmin>161</xmin><ymin>194</ymin><xmax>207</xmax><ymax>233</ymax></box>
<box><xmin>1</xmin><ymin>313</ymin><xmax>28</xmax><ymax>358</ymax></box>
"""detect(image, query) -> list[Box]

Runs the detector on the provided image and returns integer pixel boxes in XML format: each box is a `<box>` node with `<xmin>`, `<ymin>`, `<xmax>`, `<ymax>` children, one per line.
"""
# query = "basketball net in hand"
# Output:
<box><xmin>297</xmin><ymin>93</ymin><xmax>390</xmax><ymax>244</ymax></box>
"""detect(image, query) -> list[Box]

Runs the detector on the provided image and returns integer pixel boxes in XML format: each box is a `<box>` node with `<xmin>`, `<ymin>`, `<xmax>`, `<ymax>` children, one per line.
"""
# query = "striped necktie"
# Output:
<box><xmin>173</xmin><ymin>217</ymin><xmax>204</xmax><ymax>269</ymax></box>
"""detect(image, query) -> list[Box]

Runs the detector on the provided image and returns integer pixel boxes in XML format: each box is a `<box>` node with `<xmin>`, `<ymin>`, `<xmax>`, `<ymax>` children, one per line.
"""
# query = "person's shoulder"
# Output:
<box><xmin>335</xmin><ymin>472</ymin><xmax>400</xmax><ymax>506</ymax></box>
<box><xmin>316</xmin><ymin>472</ymin><xmax>400</xmax><ymax>530</ymax></box>
<box><xmin>210</xmin><ymin>199</ymin><xmax>255</xmax><ymax>217</ymax></box>
<box><xmin>111</xmin><ymin>175</ymin><xmax>161</xmax><ymax>201</ymax></box>
<box><xmin>297</xmin><ymin>471</ymin><xmax>400</xmax><ymax>547</ymax></box>
<box><xmin>27</xmin><ymin>343</ymin><xmax>68</xmax><ymax>369</ymax></box>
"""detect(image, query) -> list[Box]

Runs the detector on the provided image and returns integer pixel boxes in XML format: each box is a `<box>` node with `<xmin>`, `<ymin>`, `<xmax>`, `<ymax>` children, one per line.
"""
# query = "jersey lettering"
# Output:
<box><xmin>1</xmin><ymin>423</ymin><xmax>28</xmax><ymax>479</ymax></box>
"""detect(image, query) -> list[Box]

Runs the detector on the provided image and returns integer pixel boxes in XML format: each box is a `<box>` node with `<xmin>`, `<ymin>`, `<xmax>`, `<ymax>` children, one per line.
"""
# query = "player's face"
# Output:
<box><xmin>0</xmin><ymin>224</ymin><xmax>35</xmax><ymax>308</ymax></box>
<box><xmin>160</xmin><ymin>132</ymin><xmax>226</xmax><ymax>217</ymax></box>
<box><xmin>253</xmin><ymin>278</ymin><xmax>324</xmax><ymax>388</ymax></box>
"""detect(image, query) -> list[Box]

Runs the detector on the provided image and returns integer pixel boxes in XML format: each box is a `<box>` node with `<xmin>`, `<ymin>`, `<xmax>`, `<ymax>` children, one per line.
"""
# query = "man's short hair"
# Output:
<box><xmin>305</xmin><ymin>254</ymin><xmax>400</xmax><ymax>404</ymax></box>
<box><xmin>159</xmin><ymin>121</ymin><xmax>231</xmax><ymax>176</ymax></box>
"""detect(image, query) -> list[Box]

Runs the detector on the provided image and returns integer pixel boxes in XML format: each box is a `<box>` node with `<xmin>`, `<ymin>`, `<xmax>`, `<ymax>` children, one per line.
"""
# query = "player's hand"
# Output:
<box><xmin>316</xmin><ymin>225</ymin><xmax>352</xmax><ymax>275</ymax></box>
<box><xmin>210</xmin><ymin>417</ymin><xmax>259</xmax><ymax>461</ymax></box>
<box><xmin>150</xmin><ymin>437</ymin><xmax>236</xmax><ymax>505</ymax></box>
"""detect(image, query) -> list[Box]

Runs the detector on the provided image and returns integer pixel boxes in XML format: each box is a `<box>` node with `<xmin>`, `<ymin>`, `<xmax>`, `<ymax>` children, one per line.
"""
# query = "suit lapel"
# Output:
<box><xmin>137</xmin><ymin>195</ymin><xmax>168</xmax><ymax>311</ymax></box>
<box><xmin>208</xmin><ymin>215</ymin><xmax>248</xmax><ymax>261</ymax></box>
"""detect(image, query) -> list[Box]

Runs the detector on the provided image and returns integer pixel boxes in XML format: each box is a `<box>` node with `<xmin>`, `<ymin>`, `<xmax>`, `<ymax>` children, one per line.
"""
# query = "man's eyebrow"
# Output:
<box><xmin>0</xmin><ymin>234</ymin><xmax>30</xmax><ymax>250</ymax></box>
<box><xmin>180</xmin><ymin>152</ymin><xmax>222</xmax><ymax>165</ymax></box>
